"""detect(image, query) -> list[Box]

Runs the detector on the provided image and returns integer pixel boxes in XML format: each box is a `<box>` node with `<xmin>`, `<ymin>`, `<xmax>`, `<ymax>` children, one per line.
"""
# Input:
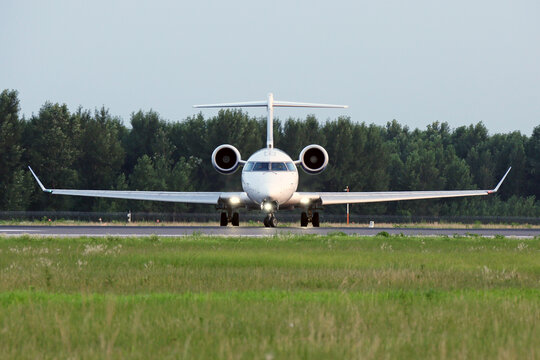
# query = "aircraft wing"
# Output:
<box><xmin>287</xmin><ymin>167</ymin><xmax>511</xmax><ymax>206</ymax></box>
<box><xmin>28</xmin><ymin>167</ymin><xmax>252</xmax><ymax>206</ymax></box>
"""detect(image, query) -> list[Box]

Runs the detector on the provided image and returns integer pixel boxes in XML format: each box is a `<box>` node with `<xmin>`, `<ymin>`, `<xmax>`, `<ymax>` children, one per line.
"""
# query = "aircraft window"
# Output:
<box><xmin>244</xmin><ymin>162</ymin><xmax>254</xmax><ymax>171</ymax></box>
<box><xmin>272</xmin><ymin>162</ymin><xmax>287</xmax><ymax>171</ymax></box>
<box><xmin>286</xmin><ymin>162</ymin><xmax>297</xmax><ymax>171</ymax></box>
<box><xmin>252</xmin><ymin>162</ymin><xmax>270</xmax><ymax>171</ymax></box>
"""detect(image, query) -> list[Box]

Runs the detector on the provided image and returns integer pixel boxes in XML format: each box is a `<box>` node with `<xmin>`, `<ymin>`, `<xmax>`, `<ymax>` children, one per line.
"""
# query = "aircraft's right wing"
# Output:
<box><xmin>287</xmin><ymin>167</ymin><xmax>512</xmax><ymax>206</ymax></box>
<box><xmin>28</xmin><ymin>167</ymin><xmax>252</xmax><ymax>206</ymax></box>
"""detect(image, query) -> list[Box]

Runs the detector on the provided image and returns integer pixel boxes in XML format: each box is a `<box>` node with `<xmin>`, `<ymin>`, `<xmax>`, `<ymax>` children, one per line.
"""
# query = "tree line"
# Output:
<box><xmin>1</xmin><ymin>89</ymin><xmax>539</xmax><ymax>216</ymax></box>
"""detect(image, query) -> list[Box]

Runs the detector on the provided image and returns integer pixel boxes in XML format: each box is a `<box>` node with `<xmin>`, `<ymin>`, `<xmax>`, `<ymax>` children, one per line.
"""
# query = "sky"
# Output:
<box><xmin>1</xmin><ymin>0</ymin><xmax>539</xmax><ymax>135</ymax></box>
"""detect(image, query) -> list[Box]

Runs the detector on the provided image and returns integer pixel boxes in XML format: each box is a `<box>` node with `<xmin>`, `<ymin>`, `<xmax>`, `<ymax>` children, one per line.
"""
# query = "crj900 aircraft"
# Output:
<box><xmin>29</xmin><ymin>93</ymin><xmax>511</xmax><ymax>227</ymax></box>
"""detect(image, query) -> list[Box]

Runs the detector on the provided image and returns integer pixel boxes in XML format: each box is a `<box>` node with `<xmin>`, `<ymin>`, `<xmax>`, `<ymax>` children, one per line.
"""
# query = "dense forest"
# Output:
<box><xmin>1</xmin><ymin>89</ymin><xmax>539</xmax><ymax>216</ymax></box>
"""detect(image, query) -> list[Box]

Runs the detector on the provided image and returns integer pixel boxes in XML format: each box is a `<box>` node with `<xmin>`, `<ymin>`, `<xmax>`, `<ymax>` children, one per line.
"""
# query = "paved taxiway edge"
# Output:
<box><xmin>0</xmin><ymin>226</ymin><xmax>539</xmax><ymax>238</ymax></box>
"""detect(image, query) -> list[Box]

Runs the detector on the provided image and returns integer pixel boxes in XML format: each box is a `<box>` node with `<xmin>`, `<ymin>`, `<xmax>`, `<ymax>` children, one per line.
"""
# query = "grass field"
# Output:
<box><xmin>0</xmin><ymin>234</ymin><xmax>538</xmax><ymax>359</ymax></box>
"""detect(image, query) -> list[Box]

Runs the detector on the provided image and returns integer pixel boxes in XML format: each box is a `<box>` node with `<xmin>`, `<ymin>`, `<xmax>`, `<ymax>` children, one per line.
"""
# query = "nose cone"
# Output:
<box><xmin>258</xmin><ymin>183</ymin><xmax>282</xmax><ymax>203</ymax></box>
<box><xmin>243</xmin><ymin>182</ymin><xmax>277</xmax><ymax>204</ymax></box>
<box><xmin>243</xmin><ymin>173</ymin><xmax>297</xmax><ymax>205</ymax></box>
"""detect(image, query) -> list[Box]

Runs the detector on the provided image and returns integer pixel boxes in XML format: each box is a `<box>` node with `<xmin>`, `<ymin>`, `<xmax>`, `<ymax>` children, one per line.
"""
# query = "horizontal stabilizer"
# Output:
<box><xmin>193</xmin><ymin>101</ymin><xmax>268</xmax><ymax>108</ymax></box>
<box><xmin>194</xmin><ymin>100</ymin><xmax>348</xmax><ymax>109</ymax></box>
<box><xmin>193</xmin><ymin>93</ymin><xmax>348</xmax><ymax>148</ymax></box>
<box><xmin>193</xmin><ymin>93</ymin><xmax>348</xmax><ymax>109</ymax></box>
<box><xmin>273</xmin><ymin>101</ymin><xmax>348</xmax><ymax>108</ymax></box>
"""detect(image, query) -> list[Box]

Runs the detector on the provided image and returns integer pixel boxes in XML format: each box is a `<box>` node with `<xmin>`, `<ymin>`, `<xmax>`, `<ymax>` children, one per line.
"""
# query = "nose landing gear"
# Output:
<box><xmin>300</xmin><ymin>210</ymin><xmax>320</xmax><ymax>227</ymax></box>
<box><xmin>263</xmin><ymin>214</ymin><xmax>278</xmax><ymax>227</ymax></box>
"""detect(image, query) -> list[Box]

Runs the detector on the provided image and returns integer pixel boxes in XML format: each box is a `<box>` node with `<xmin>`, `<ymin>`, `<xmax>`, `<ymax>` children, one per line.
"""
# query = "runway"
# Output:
<box><xmin>1</xmin><ymin>225</ymin><xmax>539</xmax><ymax>238</ymax></box>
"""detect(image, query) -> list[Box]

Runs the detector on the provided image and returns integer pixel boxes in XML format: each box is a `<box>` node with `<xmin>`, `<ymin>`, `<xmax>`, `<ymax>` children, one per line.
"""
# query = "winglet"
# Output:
<box><xmin>488</xmin><ymin>167</ymin><xmax>511</xmax><ymax>194</ymax></box>
<box><xmin>28</xmin><ymin>166</ymin><xmax>50</xmax><ymax>192</ymax></box>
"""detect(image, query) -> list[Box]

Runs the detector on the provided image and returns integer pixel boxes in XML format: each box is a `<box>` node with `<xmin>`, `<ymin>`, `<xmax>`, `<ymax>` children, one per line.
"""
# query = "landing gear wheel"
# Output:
<box><xmin>220</xmin><ymin>212</ymin><xmax>228</xmax><ymax>226</ymax></box>
<box><xmin>231</xmin><ymin>212</ymin><xmax>239</xmax><ymax>226</ymax></box>
<box><xmin>312</xmin><ymin>212</ymin><xmax>320</xmax><ymax>227</ymax></box>
<box><xmin>300</xmin><ymin>212</ymin><xmax>308</xmax><ymax>227</ymax></box>
<box><xmin>264</xmin><ymin>214</ymin><xmax>277</xmax><ymax>227</ymax></box>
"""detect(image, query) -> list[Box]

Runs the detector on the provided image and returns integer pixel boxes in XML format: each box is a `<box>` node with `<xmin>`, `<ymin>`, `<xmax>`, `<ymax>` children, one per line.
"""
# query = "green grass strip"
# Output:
<box><xmin>2</xmin><ymin>288</ymin><xmax>539</xmax><ymax>306</ymax></box>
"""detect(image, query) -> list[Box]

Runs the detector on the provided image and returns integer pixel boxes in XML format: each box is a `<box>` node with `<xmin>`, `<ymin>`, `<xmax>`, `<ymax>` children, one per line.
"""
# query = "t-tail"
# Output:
<box><xmin>194</xmin><ymin>93</ymin><xmax>348</xmax><ymax>148</ymax></box>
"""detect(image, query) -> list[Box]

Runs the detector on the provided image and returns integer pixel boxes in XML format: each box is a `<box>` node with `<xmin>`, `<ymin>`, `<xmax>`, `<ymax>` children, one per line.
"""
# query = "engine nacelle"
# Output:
<box><xmin>299</xmin><ymin>144</ymin><xmax>329</xmax><ymax>174</ymax></box>
<box><xmin>212</xmin><ymin>144</ymin><xmax>242</xmax><ymax>175</ymax></box>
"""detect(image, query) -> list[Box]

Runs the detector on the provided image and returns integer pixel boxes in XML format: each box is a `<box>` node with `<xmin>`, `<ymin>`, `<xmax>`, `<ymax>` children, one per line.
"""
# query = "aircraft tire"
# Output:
<box><xmin>231</xmin><ymin>212</ymin><xmax>239</xmax><ymax>226</ymax></box>
<box><xmin>263</xmin><ymin>216</ymin><xmax>270</xmax><ymax>227</ymax></box>
<box><xmin>312</xmin><ymin>212</ymin><xmax>320</xmax><ymax>227</ymax></box>
<box><xmin>220</xmin><ymin>212</ymin><xmax>228</xmax><ymax>226</ymax></box>
<box><xmin>269</xmin><ymin>215</ymin><xmax>278</xmax><ymax>227</ymax></box>
<box><xmin>300</xmin><ymin>212</ymin><xmax>308</xmax><ymax>227</ymax></box>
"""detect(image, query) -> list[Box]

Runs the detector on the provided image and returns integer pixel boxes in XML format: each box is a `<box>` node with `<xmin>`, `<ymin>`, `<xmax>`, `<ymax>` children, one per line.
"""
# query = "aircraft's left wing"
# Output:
<box><xmin>29</xmin><ymin>167</ymin><xmax>252</xmax><ymax>206</ymax></box>
<box><xmin>287</xmin><ymin>167</ymin><xmax>511</xmax><ymax>206</ymax></box>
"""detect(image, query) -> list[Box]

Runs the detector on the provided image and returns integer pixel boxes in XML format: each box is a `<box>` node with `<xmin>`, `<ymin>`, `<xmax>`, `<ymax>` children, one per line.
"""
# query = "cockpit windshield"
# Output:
<box><xmin>272</xmin><ymin>162</ymin><xmax>287</xmax><ymax>171</ymax></box>
<box><xmin>243</xmin><ymin>162</ymin><xmax>254</xmax><ymax>171</ymax></box>
<box><xmin>252</xmin><ymin>162</ymin><xmax>270</xmax><ymax>171</ymax></box>
<box><xmin>244</xmin><ymin>162</ymin><xmax>297</xmax><ymax>172</ymax></box>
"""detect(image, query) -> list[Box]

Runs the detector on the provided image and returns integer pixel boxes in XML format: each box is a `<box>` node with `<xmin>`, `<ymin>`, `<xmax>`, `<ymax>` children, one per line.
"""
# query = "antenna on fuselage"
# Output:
<box><xmin>194</xmin><ymin>93</ymin><xmax>348</xmax><ymax>149</ymax></box>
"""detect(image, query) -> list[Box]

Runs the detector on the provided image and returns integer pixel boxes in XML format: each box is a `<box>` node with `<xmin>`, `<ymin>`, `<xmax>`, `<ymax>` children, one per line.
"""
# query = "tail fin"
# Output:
<box><xmin>194</xmin><ymin>93</ymin><xmax>348</xmax><ymax>148</ymax></box>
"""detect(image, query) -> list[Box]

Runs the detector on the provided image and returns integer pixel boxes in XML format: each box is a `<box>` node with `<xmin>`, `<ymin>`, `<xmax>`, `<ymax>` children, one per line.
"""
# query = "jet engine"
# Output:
<box><xmin>212</xmin><ymin>144</ymin><xmax>242</xmax><ymax>174</ymax></box>
<box><xmin>299</xmin><ymin>144</ymin><xmax>329</xmax><ymax>174</ymax></box>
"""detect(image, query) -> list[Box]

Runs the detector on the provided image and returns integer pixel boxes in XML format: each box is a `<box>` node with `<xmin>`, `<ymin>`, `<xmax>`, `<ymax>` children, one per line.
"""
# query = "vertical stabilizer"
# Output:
<box><xmin>266</xmin><ymin>93</ymin><xmax>274</xmax><ymax>148</ymax></box>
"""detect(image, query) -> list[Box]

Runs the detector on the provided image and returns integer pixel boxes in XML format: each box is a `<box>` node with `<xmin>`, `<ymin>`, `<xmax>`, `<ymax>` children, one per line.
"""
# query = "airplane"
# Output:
<box><xmin>29</xmin><ymin>93</ymin><xmax>512</xmax><ymax>227</ymax></box>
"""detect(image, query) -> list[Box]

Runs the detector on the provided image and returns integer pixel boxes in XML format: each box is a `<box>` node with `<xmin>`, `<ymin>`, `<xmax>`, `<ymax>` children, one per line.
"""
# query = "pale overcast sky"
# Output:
<box><xmin>1</xmin><ymin>0</ymin><xmax>539</xmax><ymax>134</ymax></box>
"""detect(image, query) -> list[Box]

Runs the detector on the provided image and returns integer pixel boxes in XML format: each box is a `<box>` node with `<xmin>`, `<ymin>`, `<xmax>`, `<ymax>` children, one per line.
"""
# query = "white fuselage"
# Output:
<box><xmin>241</xmin><ymin>148</ymin><xmax>298</xmax><ymax>205</ymax></box>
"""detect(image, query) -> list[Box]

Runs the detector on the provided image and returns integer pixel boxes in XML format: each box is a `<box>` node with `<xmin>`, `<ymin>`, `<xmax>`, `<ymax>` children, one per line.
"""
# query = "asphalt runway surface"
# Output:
<box><xmin>1</xmin><ymin>225</ymin><xmax>539</xmax><ymax>238</ymax></box>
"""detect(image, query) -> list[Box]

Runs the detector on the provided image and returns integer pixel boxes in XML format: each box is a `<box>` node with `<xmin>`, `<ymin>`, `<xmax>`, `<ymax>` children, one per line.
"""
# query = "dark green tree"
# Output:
<box><xmin>0</xmin><ymin>90</ymin><xmax>31</xmax><ymax>210</ymax></box>
<box><xmin>74</xmin><ymin>107</ymin><xmax>126</xmax><ymax>210</ymax></box>
<box><xmin>124</xmin><ymin>110</ymin><xmax>173</xmax><ymax>173</ymax></box>
<box><xmin>525</xmin><ymin>125</ymin><xmax>540</xmax><ymax>198</ymax></box>
<box><xmin>452</xmin><ymin>122</ymin><xmax>489</xmax><ymax>159</ymax></box>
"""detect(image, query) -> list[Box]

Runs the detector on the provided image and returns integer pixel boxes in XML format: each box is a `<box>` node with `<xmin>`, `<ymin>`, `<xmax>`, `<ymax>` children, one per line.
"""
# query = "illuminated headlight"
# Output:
<box><xmin>300</xmin><ymin>197</ymin><xmax>310</xmax><ymax>205</ymax></box>
<box><xmin>263</xmin><ymin>202</ymin><xmax>273</xmax><ymax>212</ymax></box>
<box><xmin>230</xmin><ymin>196</ymin><xmax>241</xmax><ymax>205</ymax></box>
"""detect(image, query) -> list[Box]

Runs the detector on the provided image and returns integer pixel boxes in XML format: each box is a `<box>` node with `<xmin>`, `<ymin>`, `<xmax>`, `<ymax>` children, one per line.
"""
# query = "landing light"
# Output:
<box><xmin>300</xmin><ymin>197</ymin><xmax>310</xmax><ymax>205</ymax></box>
<box><xmin>263</xmin><ymin>202</ymin><xmax>273</xmax><ymax>212</ymax></box>
<box><xmin>230</xmin><ymin>196</ymin><xmax>240</xmax><ymax>205</ymax></box>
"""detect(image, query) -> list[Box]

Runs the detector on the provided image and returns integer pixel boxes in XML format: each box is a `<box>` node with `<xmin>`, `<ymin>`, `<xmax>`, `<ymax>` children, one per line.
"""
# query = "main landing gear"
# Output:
<box><xmin>263</xmin><ymin>213</ymin><xmax>278</xmax><ymax>227</ymax></box>
<box><xmin>220</xmin><ymin>211</ymin><xmax>240</xmax><ymax>226</ymax></box>
<box><xmin>300</xmin><ymin>210</ymin><xmax>320</xmax><ymax>227</ymax></box>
